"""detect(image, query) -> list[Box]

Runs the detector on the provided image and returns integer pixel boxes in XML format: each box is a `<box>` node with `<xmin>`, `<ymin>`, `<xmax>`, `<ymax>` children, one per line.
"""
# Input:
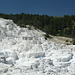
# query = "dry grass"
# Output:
<box><xmin>47</xmin><ymin>35</ymin><xmax>73</xmax><ymax>45</ymax></box>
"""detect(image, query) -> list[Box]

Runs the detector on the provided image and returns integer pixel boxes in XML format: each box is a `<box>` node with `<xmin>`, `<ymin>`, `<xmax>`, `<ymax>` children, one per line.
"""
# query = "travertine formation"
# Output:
<box><xmin>0</xmin><ymin>18</ymin><xmax>75</xmax><ymax>75</ymax></box>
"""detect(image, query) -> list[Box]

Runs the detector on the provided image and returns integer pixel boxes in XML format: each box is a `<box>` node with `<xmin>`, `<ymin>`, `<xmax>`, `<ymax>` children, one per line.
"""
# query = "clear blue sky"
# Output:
<box><xmin>0</xmin><ymin>0</ymin><xmax>75</xmax><ymax>16</ymax></box>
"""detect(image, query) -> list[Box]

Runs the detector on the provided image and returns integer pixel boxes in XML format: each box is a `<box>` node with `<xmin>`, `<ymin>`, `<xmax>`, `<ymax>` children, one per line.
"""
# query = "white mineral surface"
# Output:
<box><xmin>0</xmin><ymin>18</ymin><xmax>75</xmax><ymax>75</ymax></box>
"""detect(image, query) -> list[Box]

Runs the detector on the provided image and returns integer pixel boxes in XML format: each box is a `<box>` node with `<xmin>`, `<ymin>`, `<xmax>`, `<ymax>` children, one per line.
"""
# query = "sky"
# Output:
<box><xmin>0</xmin><ymin>0</ymin><xmax>75</xmax><ymax>16</ymax></box>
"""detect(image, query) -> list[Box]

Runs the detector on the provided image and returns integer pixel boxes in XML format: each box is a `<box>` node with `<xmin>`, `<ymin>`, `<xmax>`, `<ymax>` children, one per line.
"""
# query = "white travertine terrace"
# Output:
<box><xmin>0</xmin><ymin>18</ymin><xmax>75</xmax><ymax>75</ymax></box>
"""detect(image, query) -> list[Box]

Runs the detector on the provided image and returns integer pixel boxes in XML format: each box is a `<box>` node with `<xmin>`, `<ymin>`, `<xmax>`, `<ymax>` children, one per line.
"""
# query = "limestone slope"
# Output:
<box><xmin>0</xmin><ymin>18</ymin><xmax>75</xmax><ymax>75</ymax></box>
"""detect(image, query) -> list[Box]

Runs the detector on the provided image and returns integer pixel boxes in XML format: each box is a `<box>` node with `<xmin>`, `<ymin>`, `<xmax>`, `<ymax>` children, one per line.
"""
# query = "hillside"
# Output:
<box><xmin>0</xmin><ymin>13</ymin><xmax>75</xmax><ymax>38</ymax></box>
<box><xmin>0</xmin><ymin>18</ymin><xmax>75</xmax><ymax>75</ymax></box>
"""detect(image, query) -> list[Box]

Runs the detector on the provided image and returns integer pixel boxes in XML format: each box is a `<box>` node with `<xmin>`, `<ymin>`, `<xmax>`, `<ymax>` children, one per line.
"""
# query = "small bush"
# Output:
<box><xmin>66</xmin><ymin>43</ymin><xmax>70</xmax><ymax>45</ymax></box>
<box><xmin>73</xmin><ymin>38</ymin><xmax>75</xmax><ymax>45</ymax></box>
<box><xmin>66</xmin><ymin>39</ymin><xmax>69</xmax><ymax>42</ymax></box>
<box><xmin>44</xmin><ymin>34</ymin><xmax>49</xmax><ymax>40</ymax></box>
<box><xmin>45</xmin><ymin>37</ymin><xmax>47</xmax><ymax>40</ymax></box>
<box><xmin>45</xmin><ymin>34</ymin><xmax>50</xmax><ymax>38</ymax></box>
<box><xmin>44</xmin><ymin>34</ymin><xmax>52</xmax><ymax>40</ymax></box>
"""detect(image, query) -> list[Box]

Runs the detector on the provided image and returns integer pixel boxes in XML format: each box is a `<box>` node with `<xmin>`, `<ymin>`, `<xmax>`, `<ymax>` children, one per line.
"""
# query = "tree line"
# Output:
<box><xmin>0</xmin><ymin>13</ymin><xmax>75</xmax><ymax>38</ymax></box>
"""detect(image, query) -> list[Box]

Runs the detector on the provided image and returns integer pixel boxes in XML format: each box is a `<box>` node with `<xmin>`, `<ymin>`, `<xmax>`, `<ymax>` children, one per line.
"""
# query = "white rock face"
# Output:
<box><xmin>0</xmin><ymin>18</ymin><xmax>75</xmax><ymax>75</ymax></box>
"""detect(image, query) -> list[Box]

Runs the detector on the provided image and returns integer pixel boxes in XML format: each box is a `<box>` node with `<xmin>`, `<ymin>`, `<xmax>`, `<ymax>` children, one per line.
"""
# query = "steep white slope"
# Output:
<box><xmin>0</xmin><ymin>18</ymin><xmax>75</xmax><ymax>75</ymax></box>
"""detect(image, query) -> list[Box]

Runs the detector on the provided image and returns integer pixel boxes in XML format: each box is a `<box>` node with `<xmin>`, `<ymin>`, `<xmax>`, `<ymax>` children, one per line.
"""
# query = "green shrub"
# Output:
<box><xmin>73</xmin><ymin>38</ymin><xmax>75</xmax><ymax>45</ymax></box>
<box><xmin>66</xmin><ymin>43</ymin><xmax>70</xmax><ymax>45</ymax></box>
<box><xmin>44</xmin><ymin>34</ymin><xmax>52</xmax><ymax>40</ymax></box>
<box><xmin>66</xmin><ymin>39</ymin><xmax>69</xmax><ymax>42</ymax></box>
